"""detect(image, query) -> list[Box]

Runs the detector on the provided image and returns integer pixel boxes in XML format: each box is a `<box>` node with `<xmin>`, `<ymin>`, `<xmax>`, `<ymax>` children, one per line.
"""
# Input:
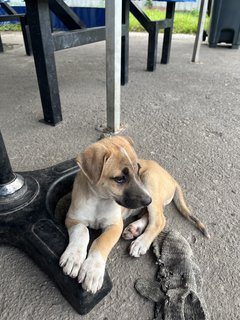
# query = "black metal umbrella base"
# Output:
<box><xmin>0</xmin><ymin>132</ymin><xmax>112</xmax><ymax>315</ymax></box>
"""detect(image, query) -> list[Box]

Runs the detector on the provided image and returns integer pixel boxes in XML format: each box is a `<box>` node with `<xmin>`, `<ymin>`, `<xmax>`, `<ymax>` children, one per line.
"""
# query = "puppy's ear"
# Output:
<box><xmin>76</xmin><ymin>144</ymin><xmax>110</xmax><ymax>184</ymax></box>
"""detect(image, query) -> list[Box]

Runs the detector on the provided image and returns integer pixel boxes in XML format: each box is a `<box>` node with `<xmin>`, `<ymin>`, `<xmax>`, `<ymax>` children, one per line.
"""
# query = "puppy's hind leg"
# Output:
<box><xmin>122</xmin><ymin>209</ymin><xmax>148</xmax><ymax>240</ymax></box>
<box><xmin>173</xmin><ymin>184</ymin><xmax>210</xmax><ymax>238</ymax></box>
<box><xmin>129</xmin><ymin>203</ymin><xmax>166</xmax><ymax>258</ymax></box>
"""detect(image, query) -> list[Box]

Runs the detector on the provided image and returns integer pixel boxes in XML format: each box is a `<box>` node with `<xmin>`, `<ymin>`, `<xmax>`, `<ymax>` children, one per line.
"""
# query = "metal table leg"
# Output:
<box><xmin>192</xmin><ymin>0</ymin><xmax>209</xmax><ymax>63</ymax></box>
<box><xmin>147</xmin><ymin>23</ymin><xmax>159</xmax><ymax>71</ymax></box>
<box><xmin>0</xmin><ymin>35</ymin><xmax>3</xmax><ymax>53</ymax></box>
<box><xmin>161</xmin><ymin>1</ymin><xmax>176</xmax><ymax>64</ymax></box>
<box><xmin>19</xmin><ymin>15</ymin><xmax>32</xmax><ymax>56</ymax></box>
<box><xmin>105</xmin><ymin>0</ymin><xmax>122</xmax><ymax>132</ymax></box>
<box><xmin>121</xmin><ymin>0</ymin><xmax>129</xmax><ymax>85</ymax></box>
<box><xmin>25</xmin><ymin>0</ymin><xmax>62</xmax><ymax>125</ymax></box>
<box><xmin>0</xmin><ymin>2</ymin><xmax>32</xmax><ymax>56</ymax></box>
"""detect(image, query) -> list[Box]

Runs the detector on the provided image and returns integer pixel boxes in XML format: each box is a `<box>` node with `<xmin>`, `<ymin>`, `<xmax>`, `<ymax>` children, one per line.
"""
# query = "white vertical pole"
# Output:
<box><xmin>105</xmin><ymin>0</ymin><xmax>122</xmax><ymax>132</ymax></box>
<box><xmin>192</xmin><ymin>0</ymin><xmax>209</xmax><ymax>63</ymax></box>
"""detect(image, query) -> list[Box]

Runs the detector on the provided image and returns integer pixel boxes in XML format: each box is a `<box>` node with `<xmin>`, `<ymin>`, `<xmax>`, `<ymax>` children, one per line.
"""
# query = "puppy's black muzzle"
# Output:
<box><xmin>115</xmin><ymin>186</ymin><xmax>152</xmax><ymax>209</ymax></box>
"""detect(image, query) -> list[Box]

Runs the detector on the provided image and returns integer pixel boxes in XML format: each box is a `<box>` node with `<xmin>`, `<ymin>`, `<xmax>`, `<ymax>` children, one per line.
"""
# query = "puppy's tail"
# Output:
<box><xmin>173</xmin><ymin>184</ymin><xmax>210</xmax><ymax>239</ymax></box>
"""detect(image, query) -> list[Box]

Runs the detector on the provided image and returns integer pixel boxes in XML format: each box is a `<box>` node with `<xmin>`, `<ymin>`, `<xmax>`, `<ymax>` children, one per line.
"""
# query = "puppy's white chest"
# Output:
<box><xmin>68</xmin><ymin>198</ymin><xmax>121</xmax><ymax>229</ymax></box>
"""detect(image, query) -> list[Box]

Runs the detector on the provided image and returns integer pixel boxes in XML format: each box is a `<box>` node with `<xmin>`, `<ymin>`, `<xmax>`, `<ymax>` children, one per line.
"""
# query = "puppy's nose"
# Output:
<box><xmin>141</xmin><ymin>195</ymin><xmax>152</xmax><ymax>207</ymax></box>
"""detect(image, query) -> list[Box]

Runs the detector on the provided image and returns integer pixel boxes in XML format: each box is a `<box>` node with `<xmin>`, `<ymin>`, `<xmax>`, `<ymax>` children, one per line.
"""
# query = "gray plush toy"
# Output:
<box><xmin>135</xmin><ymin>230</ymin><xmax>210</xmax><ymax>320</ymax></box>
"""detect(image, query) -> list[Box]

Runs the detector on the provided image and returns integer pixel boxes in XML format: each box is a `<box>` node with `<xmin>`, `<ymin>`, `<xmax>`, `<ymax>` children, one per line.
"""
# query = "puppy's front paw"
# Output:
<box><xmin>129</xmin><ymin>235</ymin><xmax>150</xmax><ymax>258</ymax></box>
<box><xmin>78</xmin><ymin>253</ymin><xmax>105</xmax><ymax>294</ymax></box>
<box><xmin>122</xmin><ymin>223</ymin><xmax>142</xmax><ymax>240</ymax></box>
<box><xmin>60</xmin><ymin>246</ymin><xmax>87</xmax><ymax>278</ymax></box>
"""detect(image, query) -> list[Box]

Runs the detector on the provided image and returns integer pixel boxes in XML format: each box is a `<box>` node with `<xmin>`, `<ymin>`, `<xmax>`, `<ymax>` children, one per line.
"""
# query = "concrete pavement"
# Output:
<box><xmin>0</xmin><ymin>31</ymin><xmax>240</xmax><ymax>320</ymax></box>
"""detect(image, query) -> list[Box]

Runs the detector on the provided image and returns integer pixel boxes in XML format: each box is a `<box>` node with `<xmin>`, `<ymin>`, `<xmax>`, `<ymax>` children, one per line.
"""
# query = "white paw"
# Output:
<box><xmin>129</xmin><ymin>235</ymin><xmax>150</xmax><ymax>257</ymax></box>
<box><xmin>78</xmin><ymin>253</ymin><xmax>105</xmax><ymax>294</ymax></box>
<box><xmin>59</xmin><ymin>246</ymin><xmax>87</xmax><ymax>278</ymax></box>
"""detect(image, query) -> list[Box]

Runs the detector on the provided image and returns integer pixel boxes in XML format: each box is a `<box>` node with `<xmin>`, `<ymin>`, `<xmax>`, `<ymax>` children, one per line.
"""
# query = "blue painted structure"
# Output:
<box><xmin>0</xmin><ymin>5</ymin><xmax>105</xmax><ymax>28</ymax></box>
<box><xmin>0</xmin><ymin>0</ymin><xmax>196</xmax><ymax>28</ymax></box>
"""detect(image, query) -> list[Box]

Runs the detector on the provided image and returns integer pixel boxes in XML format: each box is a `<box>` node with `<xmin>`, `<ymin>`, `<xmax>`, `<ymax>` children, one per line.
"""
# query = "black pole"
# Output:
<box><xmin>0</xmin><ymin>131</ymin><xmax>15</xmax><ymax>185</ymax></box>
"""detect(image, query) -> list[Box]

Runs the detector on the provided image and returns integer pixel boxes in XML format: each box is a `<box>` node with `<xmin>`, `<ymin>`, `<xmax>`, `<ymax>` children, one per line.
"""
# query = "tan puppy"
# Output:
<box><xmin>60</xmin><ymin>136</ymin><xmax>209</xmax><ymax>294</ymax></box>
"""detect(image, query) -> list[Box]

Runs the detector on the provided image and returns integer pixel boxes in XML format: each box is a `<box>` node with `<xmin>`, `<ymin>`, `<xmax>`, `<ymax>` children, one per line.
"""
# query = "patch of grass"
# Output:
<box><xmin>0</xmin><ymin>9</ymin><xmax>209</xmax><ymax>34</ymax></box>
<box><xmin>0</xmin><ymin>24</ymin><xmax>21</xmax><ymax>31</ymax></box>
<box><xmin>130</xmin><ymin>9</ymin><xmax>209</xmax><ymax>34</ymax></box>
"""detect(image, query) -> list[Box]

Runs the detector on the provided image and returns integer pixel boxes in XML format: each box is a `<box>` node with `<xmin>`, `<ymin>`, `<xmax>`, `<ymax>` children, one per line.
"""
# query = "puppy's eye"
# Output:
<box><xmin>113</xmin><ymin>176</ymin><xmax>127</xmax><ymax>184</ymax></box>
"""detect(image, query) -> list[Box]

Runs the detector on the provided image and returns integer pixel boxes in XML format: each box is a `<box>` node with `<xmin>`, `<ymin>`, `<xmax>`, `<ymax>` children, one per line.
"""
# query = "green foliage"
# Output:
<box><xmin>0</xmin><ymin>24</ymin><xmax>21</xmax><ymax>31</ymax></box>
<box><xmin>0</xmin><ymin>10</ymin><xmax>209</xmax><ymax>34</ymax></box>
<box><xmin>145</xmin><ymin>0</ymin><xmax>153</xmax><ymax>9</ymax></box>
<box><xmin>130</xmin><ymin>9</ymin><xmax>209</xmax><ymax>34</ymax></box>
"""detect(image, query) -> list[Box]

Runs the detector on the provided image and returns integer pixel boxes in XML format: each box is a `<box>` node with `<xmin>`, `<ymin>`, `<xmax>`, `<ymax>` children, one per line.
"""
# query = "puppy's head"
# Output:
<box><xmin>76</xmin><ymin>136</ymin><xmax>151</xmax><ymax>209</ymax></box>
